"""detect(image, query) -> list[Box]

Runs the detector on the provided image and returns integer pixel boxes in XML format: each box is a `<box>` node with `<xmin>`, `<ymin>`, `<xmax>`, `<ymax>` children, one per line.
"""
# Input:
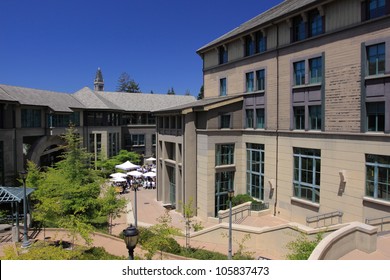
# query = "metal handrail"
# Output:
<box><xmin>306</xmin><ymin>211</ymin><xmax>343</xmax><ymax>227</ymax></box>
<box><xmin>218</xmin><ymin>203</ymin><xmax>251</xmax><ymax>223</ymax></box>
<box><xmin>365</xmin><ymin>216</ymin><xmax>390</xmax><ymax>232</ymax></box>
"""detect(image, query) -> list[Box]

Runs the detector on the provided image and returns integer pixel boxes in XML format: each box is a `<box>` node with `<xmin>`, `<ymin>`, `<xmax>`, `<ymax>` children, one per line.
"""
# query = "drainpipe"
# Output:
<box><xmin>273</xmin><ymin>24</ymin><xmax>280</xmax><ymax>216</ymax></box>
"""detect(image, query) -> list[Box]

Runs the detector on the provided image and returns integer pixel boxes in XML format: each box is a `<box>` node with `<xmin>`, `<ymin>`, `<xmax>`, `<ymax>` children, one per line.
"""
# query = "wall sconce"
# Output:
<box><xmin>268</xmin><ymin>179</ymin><xmax>275</xmax><ymax>191</ymax></box>
<box><xmin>339</xmin><ymin>170</ymin><xmax>346</xmax><ymax>184</ymax></box>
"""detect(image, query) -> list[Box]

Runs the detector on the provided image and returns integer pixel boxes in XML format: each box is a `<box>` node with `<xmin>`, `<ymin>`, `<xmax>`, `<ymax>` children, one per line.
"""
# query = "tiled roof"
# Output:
<box><xmin>95</xmin><ymin>90</ymin><xmax>196</xmax><ymax>112</ymax></box>
<box><xmin>197</xmin><ymin>0</ymin><xmax>320</xmax><ymax>53</ymax></box>
<box><xmin>0</xmin><ymin>84</ymin><xmax>85</xmax><ymax>112</ymax></box>
<box><xmin>154</xmin><ymin>95</ymin><xmax>241</xmax><ymax>114</ymax></box>
<box><xmin>73</xmin><ymin>87</ymin><xmax>123</xmax><ymax>111</ymax></box>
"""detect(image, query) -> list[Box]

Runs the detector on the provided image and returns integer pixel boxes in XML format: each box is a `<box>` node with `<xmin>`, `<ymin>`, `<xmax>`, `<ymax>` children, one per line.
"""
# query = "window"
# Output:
<box><xmin>215</xmin><ymin>171</ymin><xmax>234</xmax><ymax>216</ymax></box>
<box><xmin>256</xmin><ymin>31</ymin><xmax>266</xmax><ymax>53</ymax></box>
<box><xmin>367</xmin><ymin>43</ymin><xmax>385</xmax><ymax>76</ymax></box>
<box><xmin>309</xmin><ymin>105</ymin><xmax>322</xmax><ymax>130</ymax></box>
<box><xmin>219</xmin><ymin>46</ymin><xmax>228</xmax><ymax>64</ymax></box>
<box><xmin>245</xmin><ymin>35</ymin><xmax>255</xmax><ymax>57</ymax></box>
<box><xmin>308</xmin><ymin>9</ymin><xmax>323</xmax><ymax>37</ymax></box>
<box><xmin>89</xmin><ymin>133</ymin><xmax>102</xmax><ymax>164</ymax></box>
<box><xmin>152</xmin><ymin>134</ymin><xmax>156</xmax><ymax>146</ymax></box>
<box><xmin>309</xmin><ymin>57</ymin><xmax>322</xmax><ymax>84</ymax></box>
<box><xmin>246</xmin><ymin>72</ymin><xmax>254</xmax><ymax>92</ymax></box>
<box><xmin>246</xmin><ymin>109</ymin><xmax>254</xmax><ymax>128</ymax></box>
<box><xmin>220</xmin><ymin>114</ymin><xmax>231</xmax><ymax>129</ymax></box>
<box><xmin>256</xmin><ymin>109</ymin><xmax>265</xmax><ymax>129</ymax></box>
<box><xmin>216</xmin><ymin>144</ymin><xmax>234</xmax><ymax>166</ymax></box>
<box><xmin>220</xmin><ymin>78</ymin><xmax>227</xmax><ymax>96</ymax></box>
<box><xmin>293</xmin><ymin>148</ymin><xmax>321</xmax><ymax>203</ymax></box>
<box><xmin>294</xmin><ymin>61</ymin><xmax>305</xmax><ymax>86</ymax></box>
<box><xmin>368</xmin><ymin>0</ymin><xmax>387</xmax><ymax>19</ymax></box>
<box><xmin>292</xmin><ymin>16</ymin><xmax>306</xmax><ymax>42</ymax></box>
<box><xmin>246</xmin><ymin>143</ymin><xmax>265</xmax><ymax>200</ymax></box>
<box><xmin>294</xmin><ymin>107</ymin><xmax>305</xmax><ymax>130</ymax></box>
<box><xmin>366</xmin><ymin>102</ymin><xmax>385</xmax><ymax>132</ymax></box>
<box><xmin>108</xmin><ymin>132</ymin><xmax>119</xmax><ymax>157</ymax></box>
<box><xmin>131</xmin><ymin>134</ymin><xmax>145</xmax><ymax>146</ymax></box>
<box><xmin>21</xmin><ymin>109</ymin><xmax>41</xmax><ymax>128</ymax></box>
<box><xmin>0</xmin><ymin>105</ymin><xmax>4</xmax><ymax>129</ymax></box>
<box><xmin>366</xmin><ymin>154</ymin><xmax>390</xmax><ymax>201</ymax></box>
<box><xmin>0</xmin><ymin>141</ymin><xmax>3</xmax><ymax>185</ymax></box>
<box><xmin>167</xmin><ymin>165</ymin><xmax>176</xmax><ymax>206</ymax></box>
<box><xmin>256</xmin><ymin>69</ymin><xmax>265</xmax><ymax>91</ymax></box>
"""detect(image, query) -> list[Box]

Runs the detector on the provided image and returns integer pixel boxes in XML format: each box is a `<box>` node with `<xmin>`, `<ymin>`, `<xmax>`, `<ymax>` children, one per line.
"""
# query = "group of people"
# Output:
<box><xmin>111</xmin><ymin>164</ymin><xmax>157</xmax><ymax>194</ymax></box>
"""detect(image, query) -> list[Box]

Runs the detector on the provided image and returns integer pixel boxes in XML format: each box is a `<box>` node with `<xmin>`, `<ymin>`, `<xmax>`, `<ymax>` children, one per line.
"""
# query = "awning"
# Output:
<box><xmin>0</xmin><ymin>186</ymin><xmax>35</xmax><ymax>203</ymax></box>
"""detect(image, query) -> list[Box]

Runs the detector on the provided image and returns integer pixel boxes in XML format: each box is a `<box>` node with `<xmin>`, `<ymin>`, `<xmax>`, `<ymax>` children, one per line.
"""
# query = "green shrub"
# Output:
<box><xmin>181</xmin><ymin>247</ymin><xmax>227</xmax><ymax>260</ymax></box>
<box><xmin>231</xmin><ymin>194</ymin><xmax>254</xmax><ymax>207</ymax></box>
<box><xmin>286</xmin><ymin>232</ymin><xmax>323</xmax><ymax>260</ymax></box>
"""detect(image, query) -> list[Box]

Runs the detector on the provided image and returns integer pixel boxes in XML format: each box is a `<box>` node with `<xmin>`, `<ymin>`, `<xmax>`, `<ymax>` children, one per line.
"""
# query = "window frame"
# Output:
<box><xmin>366</xmin><ymin>154</ymin><xmax>390</xmax><ymax>201</ymax></box>
<box><xmin>215</xmin><ymin>144</ymin><xmax>235</xmax><ymax>166</ymax></box>
<box><xmin>220</xmin><ymin>78</ymin><xmax>227</xmax><ymax>96</ymax></box>
<box><xmin>293</xmin><ymin>148</ymin><xmax>321</xmax><ymax>204</ymax></box>
<box><xmin>246</xmin><ymin>143</ymin><xmax>265</xmax><ymax>201</ymax></box>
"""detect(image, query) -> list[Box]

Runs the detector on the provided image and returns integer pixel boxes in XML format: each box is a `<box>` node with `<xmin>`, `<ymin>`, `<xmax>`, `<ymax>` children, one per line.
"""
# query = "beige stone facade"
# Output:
<box><xmin>156</xmin><ymin>0</ymin><xmax>390</xmax><ymax>227</ymax></box>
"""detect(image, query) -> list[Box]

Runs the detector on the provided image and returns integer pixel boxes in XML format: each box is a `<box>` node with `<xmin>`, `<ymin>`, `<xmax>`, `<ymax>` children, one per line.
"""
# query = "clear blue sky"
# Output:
<box><xmin>0</xmin><ymin>0</ymin><xmax>283</xmax><ymax>96</ymax></box>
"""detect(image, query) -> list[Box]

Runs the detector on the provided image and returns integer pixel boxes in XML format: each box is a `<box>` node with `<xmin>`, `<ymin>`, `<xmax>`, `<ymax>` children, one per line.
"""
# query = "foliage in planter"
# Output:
<box><xmin>285</xmin><ymin>232</ymin><xmax>323</xmax><ymax>260</ymax></box>
<box><xmin>231</xmin><ymin>194</ymin><xmax>254</xmax><ymax>207</ymax></box>
<box><xmin>1</xmin><ymin>241</ymin><xmax>124</xmax><ymax>260</ymax></box>
<box><xmin>181</xmin><ymin>247</ymin><xmax>228</xmax><ymax>260</ymax></box>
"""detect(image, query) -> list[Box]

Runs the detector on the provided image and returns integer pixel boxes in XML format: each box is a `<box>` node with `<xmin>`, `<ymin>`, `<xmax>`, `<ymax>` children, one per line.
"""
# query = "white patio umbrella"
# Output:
<box><xmin>142</xmin><ymin>171</ymin><xmax>156</xmax><ymax>178</ymax></box>
<box><xmin>115</xmin><ymin>161</ymin><xmax>140</xmax><ymax>171</ymax></box>
<box><xmin>145</xmin><ymin>157</ymin><xmax>156</xmax><ymax>163</ymax></box>
<box><xmin>109</xmin><ymin>172</ymin><xmax>127</xmax><ymax>178</ymax></box>
<box><xmin>127</xmin><ymin>170</ymin><xmax>143</xmax><ymax>178</ymax></box>
<box><xmin>109</xmin><ymin>177</ymin><xmax>127</xmax><ymax>182</ymax></box>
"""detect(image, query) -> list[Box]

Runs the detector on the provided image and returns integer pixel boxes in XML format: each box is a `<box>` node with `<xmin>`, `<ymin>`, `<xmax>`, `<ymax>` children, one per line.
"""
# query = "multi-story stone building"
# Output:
<box><xmin>0</xmin><ymin>69</ymin><xmax>195</xmax><ymax>185</ymax></box>
<box><xmin>155</xmin><ymin>0</ymin><xmax>390</xmax><ymax>227</ymax></box>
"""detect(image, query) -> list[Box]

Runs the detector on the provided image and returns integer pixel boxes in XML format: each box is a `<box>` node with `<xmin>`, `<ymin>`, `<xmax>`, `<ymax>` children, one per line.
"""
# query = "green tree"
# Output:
<box><xmin>117</xmin><ymin>72</ymin><xmax>141</xmax><ymax>93</ymax></box>
<box><xmin>31</xmin><ymin>125</ymin><xmax>122</xmax><ymax>244</ymax></box>
<box><xmin>285</xmin><ymin>232</ymin><xmax>323</xmax><ymax>260</ymax></box>
<box><xmin>197</xmin><ymin>85</ymin><xmax>204</xmax><ymax>100</ymax></box>
<box><xmin>181</xmin><ymin>197</ymin><xmax>203</xmax><ymax>248</ymax></box>
<box><xmin>167</xmin><ymin>87</ymin><xmax>175</xmax><ymax>95</ymax></box>
<box><xmin>141</xmin><ymin>211</ymin><xmax>181</xmax><ymax>259</ymax></box>
<box><xmin>97</xmin><ymin>149</ymin><xmax>140</xmax><ymax>177</ymax></box>
<box><xmin>100</xmin><ymin>187</ymin><xmax>127</xmax><ymax>234</ymax></box>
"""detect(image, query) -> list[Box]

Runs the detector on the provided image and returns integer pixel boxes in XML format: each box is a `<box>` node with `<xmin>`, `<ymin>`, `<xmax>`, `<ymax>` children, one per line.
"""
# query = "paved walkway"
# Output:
<box><xmin>1</xmin><ymin>186</ymin><xmax>389</xmax><ymax>260</ymax></box>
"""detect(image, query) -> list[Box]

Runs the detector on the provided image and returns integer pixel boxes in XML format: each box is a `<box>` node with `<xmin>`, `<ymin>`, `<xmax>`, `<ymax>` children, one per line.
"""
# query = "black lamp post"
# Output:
<box><xmin>123</xmin><ymin>224</ymin><xmax>139</xmax><ymax>260</ymax></box>
<box><xmin>19</xmin><ymin>170</ymin><xmax>31</xmax><ymax>248</ymax></box>
<box><xmin>132</xmin><ymin>179</ymin><xmax>140</xmax><ymax>228</ymax></box>
<box><xmin>227</xmin><ymin>188</ymin><xmax>235</xmax><ymax>260</ymax></box>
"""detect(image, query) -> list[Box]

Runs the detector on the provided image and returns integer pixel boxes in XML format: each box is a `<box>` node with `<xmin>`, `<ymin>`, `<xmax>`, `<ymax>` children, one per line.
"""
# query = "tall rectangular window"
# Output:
<box><xmin>256</xmin><ymin>69</ymin><xmax>265</xmax><ymax>91</ymax></box>
<box><xmin>366</xmin><ymin>154</ymin><xmax>390</xmax><ymax>201</ymax></box>
<box><xmin>131</xmin><ymin>134</ymin><xmax>145</xmax><ymax>146</ymax></box>
<box><xmin>293</xmin><ymin>148</ymin><xmax>321</xmax><ymax>203</ymax></box>
<box><xmin>294</xmin><ymin>107</ymin><xmax>305</xmax><ymax>130</ymax></box>
<box><xmin>215</xmin><ymin>171</ymin><xmax>234</xmax><ymax>216</ymax></box>
<box><xmin>294</xmin><ymin>61</ymin><xmax>306</xmax><ymax>86</ymax></box>
<box><xmin>256</xmin><ymin>109</ymin><xmax>265</xmax><ymax>129</ymax></box>
<box><xmin>308</xmin><ymin>10</ymin><xmax>323</xmax><ymax>37</ymax></box>
<box><xmin>292</xmin><ymin>16</ymin><xmax>306</xmax><ymax>42</ymax></box>
<box><xmin>309</xmin><ymin>105</ymin><xmax>322</xmax><ymax>130</ymax></box>
<box><xmin>246</xmin><ymin>143</ymin><xmax>265</xmax><ymax>200</ymax></box>
<box><xmin>216</xmin><ymin>144</ymin><xmax>235</xmax><ymax>166</ymax></box>
<box><xmin>367</xmin><ymin>102</ymin><xmax>385</xmax><ymax>132</ymax></box>
<box><xmin>367</xmin><ymin>43</ymin><xmax>385</xmax><ymax>76</ymax></box>
<box><xmin>256</xmin><ymin>31</ymin><xmax>266</xmax><ymax>53</ymax></box>
<box><xmin>0</xmin><ymin>104</ymin><xmax>4</xmax><ymax>129</ymax></box>
<box><xmin>368</xmin><ymin>0</ymin><xmax>387</xmax><ymax>19</ymax></box>
<box><xmin>246</xmin><ymin>109</ymin><xmax>254</xmax><ymax>128</ymax></box>
<box><xmin>245</xmin><ymin>35</ymin><xmax>254</xmax><ymax>57</ymax></box>
<box><xmin>309</xmin><ymin>57</ymin><xmax>322</xmax><ymax>84</ymax></box>
<box><xmin>219</xmin><ymin>46</ymin><xmax>228</xmax><ymax>64</ymax></box>
<box><xmin>246</xmin><ymin>72</ymin><xmax>254</xmax><ymax>92</ymax></box>
<box><xmin>220</xmin><ymin>114</ymin><xmax>231</xmax><ymax>129</ymax></box>
<box><xmin>220</xmin><ymin>78</ymin><xmax>227</xmax><ymax>96</ymax></box>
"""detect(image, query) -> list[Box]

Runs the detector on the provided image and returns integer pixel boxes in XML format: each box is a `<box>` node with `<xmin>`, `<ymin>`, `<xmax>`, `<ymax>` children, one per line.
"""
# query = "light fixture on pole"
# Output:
<box><xmin>132</xmin><ymin>180</ymin><xmax>140</xmax><ymax>228</ymax></box>
<box><xmin>227</xmin><ymin>188</ymin><xmax>235</xmax><ymax>260</ymax></box>
<box><xmin>19</xmin><ymin>170</ymin><xmax>31</xmax><ymax>248</ymax></box>
<box><xmin>123</xmin><ymin>224</ymin><xmax>139</xmax><ymax>260</ymax></box>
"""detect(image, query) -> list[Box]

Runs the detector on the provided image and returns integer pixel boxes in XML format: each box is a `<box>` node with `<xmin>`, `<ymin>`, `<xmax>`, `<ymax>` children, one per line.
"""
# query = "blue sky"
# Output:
<box><xmin>0</xmin><ymin>0</ymin><xmax>283</xmax><ymax>96</ymax></box>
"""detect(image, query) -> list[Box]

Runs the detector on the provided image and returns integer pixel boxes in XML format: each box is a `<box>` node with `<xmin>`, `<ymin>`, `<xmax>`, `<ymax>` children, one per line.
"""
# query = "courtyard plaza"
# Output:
<box><xmin>1</xmin><ymin>185</ymin><xmax>390</xmax><ymax>260</ymax></box>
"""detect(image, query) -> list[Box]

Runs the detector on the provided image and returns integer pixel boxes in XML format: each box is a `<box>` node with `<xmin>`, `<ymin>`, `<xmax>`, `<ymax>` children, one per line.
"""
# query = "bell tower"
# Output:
<box><xmin>94</xmin><ymin>67</ymin><xmax>104</xmax><ymax>91</ymax></box>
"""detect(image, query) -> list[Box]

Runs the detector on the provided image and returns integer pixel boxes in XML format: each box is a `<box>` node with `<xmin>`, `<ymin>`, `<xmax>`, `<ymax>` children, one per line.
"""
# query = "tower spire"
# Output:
<box><xmin>94</xmin><ymin>67</ymin><xmax>104</xmax><ymax>91</ymax></box>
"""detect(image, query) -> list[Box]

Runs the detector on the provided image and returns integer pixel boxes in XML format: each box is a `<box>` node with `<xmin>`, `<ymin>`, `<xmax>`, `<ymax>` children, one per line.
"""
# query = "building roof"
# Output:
<box><xmin>0</xmin><ymin>84</ymin><xmax>85</xmax><ymax>112</ymax></box>
<box><xmin>0</xmin><ymin>186</ymin><xmax>34</xmax><ymax>203</ymax></box>
<box><xmin>197</xmin><ymin>0</ymin><xmax>320</xmax><ymax>53</ymax></box>
<box><xmin>94</xmin><ymin>90</ymin><xmax>196</xmax><ymax>112</ymax></box>
<box><xmin>154</xmin><ymin>95</ymin><xmax>243</xmax><ymax>114</ymax></box>
<box><xmin>73</xmin><ymin>87</ymin><xmax>123</xmax><ymax>111</ymax></box>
